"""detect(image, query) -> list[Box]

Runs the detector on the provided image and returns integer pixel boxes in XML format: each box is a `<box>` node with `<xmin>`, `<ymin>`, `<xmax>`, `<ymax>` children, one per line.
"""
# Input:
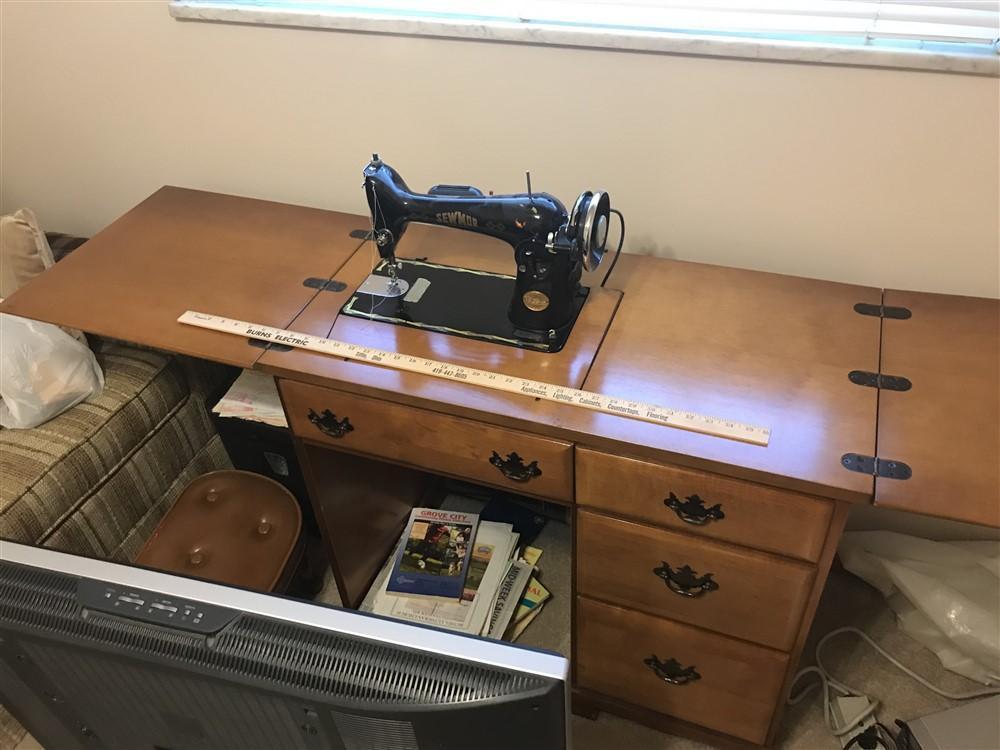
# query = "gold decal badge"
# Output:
<box><xmin>522</xmin><ymin>291</ymin><xmax>550</xmax><ymax>311</ymax></box>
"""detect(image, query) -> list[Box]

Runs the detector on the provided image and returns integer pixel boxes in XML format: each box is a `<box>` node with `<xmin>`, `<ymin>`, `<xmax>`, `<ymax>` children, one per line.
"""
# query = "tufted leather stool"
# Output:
<box><xmin>136</xmin><ymin>470</ymin><xmax>302</xmax><ymax>592</ymax></box>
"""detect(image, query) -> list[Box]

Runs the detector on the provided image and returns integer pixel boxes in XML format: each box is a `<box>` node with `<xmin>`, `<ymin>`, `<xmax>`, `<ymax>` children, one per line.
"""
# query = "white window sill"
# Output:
<box><xmin>168</xmin><ymin>1</ymin><xmax>999</xmax><ymax>77</ymax></box>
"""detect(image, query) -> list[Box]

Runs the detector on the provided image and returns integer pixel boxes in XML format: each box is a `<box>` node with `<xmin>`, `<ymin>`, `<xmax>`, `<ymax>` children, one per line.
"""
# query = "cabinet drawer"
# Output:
<box><xmin>576</xmin><ymin>510</ymin><xmax>813</xmax><ymax>651</ymax></box>
<box><xmin>576</xmin><ymin>597</ymin><xmax>788</xmax><ymax>745</ymax></box>
<box><xmin>576</xmin><ymin>448</ymin><xmax>832</xmax><ymax>561</ymax></box>
<box><xmin>280</xmin><ymin>380</ymin><xmax>573</xmax><ymax>502</ymax></box>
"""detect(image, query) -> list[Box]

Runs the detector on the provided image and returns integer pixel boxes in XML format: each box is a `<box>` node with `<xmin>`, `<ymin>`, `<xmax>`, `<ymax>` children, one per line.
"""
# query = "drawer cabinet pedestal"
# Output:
<box><xmin>573</xmin><ymin>448</ymin><xmax>849</xmax><ymax>748</ymax></box>
<box><xmin>279</xmin><ymin>379</ymin><xmax>850</xmax><ymax>748</ymax></box>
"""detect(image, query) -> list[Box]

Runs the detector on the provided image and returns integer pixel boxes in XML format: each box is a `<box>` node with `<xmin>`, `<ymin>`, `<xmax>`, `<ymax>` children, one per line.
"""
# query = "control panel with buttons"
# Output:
<box><xmin>77</xmin><ymin>579</ymin><xmax>238</xmax><ymax>634</ymax></box>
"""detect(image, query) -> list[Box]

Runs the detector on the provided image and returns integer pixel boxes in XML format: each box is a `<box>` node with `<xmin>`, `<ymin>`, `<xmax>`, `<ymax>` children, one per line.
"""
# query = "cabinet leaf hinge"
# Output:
<box><xmin>848</xmin><ymin>370</ymin><xmax>912</xmax><ymax>391</ymax></box>
<box><xmin>841</xmin><ymin>453</ymin><xmax>911</xmax><ymax>480</ymax></box>
<box><xmin>854</xmin><ymin>302</ymin><xmax>912</xmax><ymax>319</ymax></box>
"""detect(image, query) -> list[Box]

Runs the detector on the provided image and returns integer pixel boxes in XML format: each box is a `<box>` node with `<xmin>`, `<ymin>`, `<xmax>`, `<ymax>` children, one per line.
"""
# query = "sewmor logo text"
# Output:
<box><xmin>436</xmin><ymin>211</ymin><xmax>479</xmax><ymax>228</ymax></box>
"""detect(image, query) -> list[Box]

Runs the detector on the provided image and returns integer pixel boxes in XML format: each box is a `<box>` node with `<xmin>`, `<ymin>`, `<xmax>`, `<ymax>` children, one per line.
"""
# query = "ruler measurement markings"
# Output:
<box><xmin>178</xmin><ymin>311</ymin><xmax>770</xmax><ymax>446</ymax></box>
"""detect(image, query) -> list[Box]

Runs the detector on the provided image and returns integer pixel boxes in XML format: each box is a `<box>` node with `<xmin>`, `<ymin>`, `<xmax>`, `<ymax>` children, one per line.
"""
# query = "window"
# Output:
<box><xmin>170</xmin><ymin>1</ymin><xmax>1000</xmax><ymax>74</ymax></box>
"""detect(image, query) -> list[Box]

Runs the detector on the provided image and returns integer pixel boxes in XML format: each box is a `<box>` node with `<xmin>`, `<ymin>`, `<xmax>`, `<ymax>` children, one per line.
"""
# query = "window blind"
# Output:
<box><xmin>274</xmin><ymin>0</ymin><xmax>999</xmax><ymax>47</ymax></box>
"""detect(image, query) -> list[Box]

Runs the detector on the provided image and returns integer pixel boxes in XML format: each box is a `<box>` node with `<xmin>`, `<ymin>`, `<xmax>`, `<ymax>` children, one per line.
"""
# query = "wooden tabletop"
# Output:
<box><xmin>14</xmin><ymin>187</ymin><xmax>996</xmax><ymax>516</ymax></box>
<box><xmin>0</xmin><ymin>187</ymin><xmax>366</xmax><ymax>369</ymax></box>
<box><xmin>875</xmin><ymin>290</ymin><xmax>1000</xmax><ymax>527</ymax></box>
<box><xmin>574</xmin><ymin>254</ymin><xmax>882</xmax><ymax>502</ymax></box>
<box><xmin>261</xmin><ymin>225</ymin><xmax>882</xmax><ymax>503</ymax></box>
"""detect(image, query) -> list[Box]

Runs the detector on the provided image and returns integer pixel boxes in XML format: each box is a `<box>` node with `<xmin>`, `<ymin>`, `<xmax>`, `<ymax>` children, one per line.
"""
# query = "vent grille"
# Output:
<box><xmin>1</xmin><ymin>564</ymin><xmax>546</xmax><ymax>706</ymax></box>
<box><xmin>331</xmin><ymin>710</ymin><xmax>418</xmax><ymax>750</ymax></box>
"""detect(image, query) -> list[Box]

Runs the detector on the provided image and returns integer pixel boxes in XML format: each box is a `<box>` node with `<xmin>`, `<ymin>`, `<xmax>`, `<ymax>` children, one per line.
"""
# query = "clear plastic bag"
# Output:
<box><xmin>0</xmin><ymin>313</ymin><xmax>104</xmax><ymax>429</ymax></box>
<box><xmin>839</xmin><ymin>531</ymin><xmax>1000</xmax><ymax>685</ymax></box>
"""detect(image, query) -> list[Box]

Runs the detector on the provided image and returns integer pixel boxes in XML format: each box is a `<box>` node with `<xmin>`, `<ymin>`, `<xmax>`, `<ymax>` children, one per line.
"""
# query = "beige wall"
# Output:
<box><xmin>2</xmin><ymin>0</ymin><xmax>998</xmax><ymax>299</ymax></box>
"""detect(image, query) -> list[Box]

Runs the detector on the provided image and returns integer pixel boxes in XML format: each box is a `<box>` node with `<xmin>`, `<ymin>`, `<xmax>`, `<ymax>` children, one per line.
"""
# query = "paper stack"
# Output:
<box><xmin>504</xmin><ymin>550</ymin><xmax>552</xmax><ymax>642</ymax></box>
<box><xmin>212</xmin><ymin>370</ymin><xmax>288</xmax><ymax>428</ymax></box>
<box><xmin>367</xmin><ymin>510</ymin><xmax>548</xmax><ymax>642</ymax></box>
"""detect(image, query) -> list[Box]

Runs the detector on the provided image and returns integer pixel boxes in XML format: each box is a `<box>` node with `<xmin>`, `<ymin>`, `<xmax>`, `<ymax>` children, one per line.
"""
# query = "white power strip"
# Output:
<box><xmin>791</xmin><ymin>627</ymin><xmax>1000</xmax><ymax>750</ymax></box>
<box><xmin>833</xmin><ymin>696</ymin><xmax>882</xmax><ymax>749</ymax></box>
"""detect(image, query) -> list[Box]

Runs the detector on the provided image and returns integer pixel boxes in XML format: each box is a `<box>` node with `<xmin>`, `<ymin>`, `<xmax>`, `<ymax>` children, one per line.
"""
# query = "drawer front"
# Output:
<box><xmin>281</xmin><ymin>380</ymin><xmax>573</xmax><ymax>502</ymax></box>
<box><xmin>576</xmin><ymin>597</ymin><xmax>788</xmax><ymax>745</ymax></box>
<box><xmin>576</xmin><ymin>510</ymin><xmax>813</xmax><ymax>651</ymax></box>
<box><xmin>576</xmin><ymin>448</ymin><xmax>832</xmax><ymax>561</ymax></box>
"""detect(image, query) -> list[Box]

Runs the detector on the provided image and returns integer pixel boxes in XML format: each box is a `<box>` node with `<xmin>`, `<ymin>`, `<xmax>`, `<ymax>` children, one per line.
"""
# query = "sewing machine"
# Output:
<box><xmin>346</xmin><ymin>155</ymin><xmax>617</xmax><ymax>352</ymax></box>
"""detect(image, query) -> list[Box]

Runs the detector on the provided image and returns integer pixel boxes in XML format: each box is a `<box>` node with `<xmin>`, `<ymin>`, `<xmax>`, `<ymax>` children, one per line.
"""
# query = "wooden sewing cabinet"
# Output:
<box><xmin>4</xmin><ymin>187</ymin><xmax>996</xmax><ymax>749</ymax></box>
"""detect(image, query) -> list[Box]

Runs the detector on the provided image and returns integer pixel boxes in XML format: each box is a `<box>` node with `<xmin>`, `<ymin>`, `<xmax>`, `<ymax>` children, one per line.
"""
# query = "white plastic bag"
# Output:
<box><xmin>0</xmin><ymin>313</ymin><xmax>104</xmax><ymax>429</ymax></box>
<box><xmin>839</xmin><ymin>531</ymin><xmax>1000</xmax><ymax>685</ymax></box>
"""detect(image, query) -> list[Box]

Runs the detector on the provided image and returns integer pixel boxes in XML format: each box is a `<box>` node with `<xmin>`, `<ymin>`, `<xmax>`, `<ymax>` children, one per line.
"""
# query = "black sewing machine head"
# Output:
<box><xmin>355</xmin><ymin>154</ymin><xmax>614</xmax><ymax>351</ymax></box>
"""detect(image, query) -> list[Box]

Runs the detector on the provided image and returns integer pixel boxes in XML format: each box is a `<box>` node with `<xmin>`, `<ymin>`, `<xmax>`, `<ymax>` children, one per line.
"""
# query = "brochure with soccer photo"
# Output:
<box><xmin>385</xmin><ymin>508</ymin><xmax>479</xmax><ymax>601</ymax></box>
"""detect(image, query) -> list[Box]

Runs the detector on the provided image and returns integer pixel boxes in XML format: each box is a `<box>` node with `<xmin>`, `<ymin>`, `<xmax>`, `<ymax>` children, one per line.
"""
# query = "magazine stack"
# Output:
<box><xmin>366</xmin><ymin>506</ymin><xmax>550</xmax><ymax>640</ymax></box>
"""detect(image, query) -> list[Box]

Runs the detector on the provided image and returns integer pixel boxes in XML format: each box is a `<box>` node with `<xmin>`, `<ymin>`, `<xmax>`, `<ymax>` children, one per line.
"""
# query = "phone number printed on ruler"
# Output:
<box><xmin>178</xmin><ymin>311</ymin><xmax>770</xmax><ymax>446</ymax></box>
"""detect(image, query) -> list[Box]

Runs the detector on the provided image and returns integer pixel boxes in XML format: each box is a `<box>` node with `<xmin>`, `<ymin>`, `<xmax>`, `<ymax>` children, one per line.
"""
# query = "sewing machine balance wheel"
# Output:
<box><xmin>571</xmin><ymin>190</ymin><xmax>612</xmax><ymax>272</ymax></box>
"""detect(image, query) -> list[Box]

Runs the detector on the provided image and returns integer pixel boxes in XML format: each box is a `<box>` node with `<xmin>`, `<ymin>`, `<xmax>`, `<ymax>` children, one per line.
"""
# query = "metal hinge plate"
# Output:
<box><xmin>854</xmin><ymin>302</ymin><xmax>912</xmax><ymax>319</ymax></box>
<box><xmin>848</xmin><ymin>370</ymin><xmax>912</xmax><ymax>391</ymax></box>
<box><xmin>247</xmin><ymin>338</ymin><xmax>292</xmax><ymax>352</ymax></box>
<box><xmin>841</xmin><ymin>453</ymin><xmax>912</xmax><ymax>479</ymax></box>
<box><xmin>303</xmin><ymin>277</ymin><xmax>348</xmax><ymax>293</ymax></box>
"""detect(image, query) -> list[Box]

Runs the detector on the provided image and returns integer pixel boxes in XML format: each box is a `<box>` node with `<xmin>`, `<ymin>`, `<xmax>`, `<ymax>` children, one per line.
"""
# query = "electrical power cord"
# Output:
<box><xmin>788</xmin><ymin>626</ymin><xmax>1000</xmax><ymax>746</ymax></box>
<box><xmin>843</xmin><ymin>722</ymin><xmax>899</xmax><ymax>750</ymax></box>
<box><xmin>600</xmin><ymin>208</ymin><xmax>625</xmax><ymax>287</ymax></box>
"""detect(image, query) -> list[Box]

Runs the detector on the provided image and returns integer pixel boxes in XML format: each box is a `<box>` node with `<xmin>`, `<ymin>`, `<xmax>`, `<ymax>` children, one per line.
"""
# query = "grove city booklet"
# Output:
<box><xmin>385</xmin><ymin>507</ymin><xmax>479</xmax><ymax>602</ymax></box>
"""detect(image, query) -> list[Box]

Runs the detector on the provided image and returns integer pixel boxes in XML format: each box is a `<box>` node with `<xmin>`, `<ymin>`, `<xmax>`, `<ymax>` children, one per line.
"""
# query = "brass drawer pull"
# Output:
<box><xmin>653</xmin><ymin>562</ymin><xmax>719</xmax><ymax>598</ymax></box>
<box><xmin>307</xmin><ymin>409</ymin><xmax>354</xmax><ymax>439</ymax></box>
<box><xmin>665</xmin><ymin>492</ymin><xmax>725</xmax><ymax>526</ymax></box>
<box><xmin>489</xmin><ymin>451</ymin><xmax>541</xmax><ymax>482</ymax></box>
<box><xmin>644</xmin><ymin>655</ymin><xmax>701</xmax><ymax>685</ymax></box>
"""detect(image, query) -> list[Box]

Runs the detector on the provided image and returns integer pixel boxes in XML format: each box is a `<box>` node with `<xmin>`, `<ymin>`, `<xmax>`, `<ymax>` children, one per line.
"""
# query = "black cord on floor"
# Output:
<box><xmin>875</xmin><ymin>722</ymin><xmax>899</xmax><ymax>750</ymax></box>
<box><xmin>843</xmin><ymin>723</ymin><xmax>898</xmax><ymax>750</ymax></box>
<box><xmin>600</xmin><ymin>208</ymin><xmax>625</xmax><ymax>287</ymax></box>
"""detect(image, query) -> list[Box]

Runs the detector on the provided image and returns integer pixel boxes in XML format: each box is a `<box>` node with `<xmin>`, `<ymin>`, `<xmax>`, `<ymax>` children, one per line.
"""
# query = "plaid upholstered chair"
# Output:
<box><xmin>0</xmin><ymin>233</ymin><xmax>233</xmax><ymax>750</ymax></box>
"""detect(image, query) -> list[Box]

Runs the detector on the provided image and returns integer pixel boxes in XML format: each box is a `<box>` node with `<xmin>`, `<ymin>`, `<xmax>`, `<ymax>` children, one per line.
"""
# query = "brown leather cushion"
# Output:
<box><xmin>136</xmin><ymin>470</ymin><xmax>301</xmax><ymax>592</ymax></box>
